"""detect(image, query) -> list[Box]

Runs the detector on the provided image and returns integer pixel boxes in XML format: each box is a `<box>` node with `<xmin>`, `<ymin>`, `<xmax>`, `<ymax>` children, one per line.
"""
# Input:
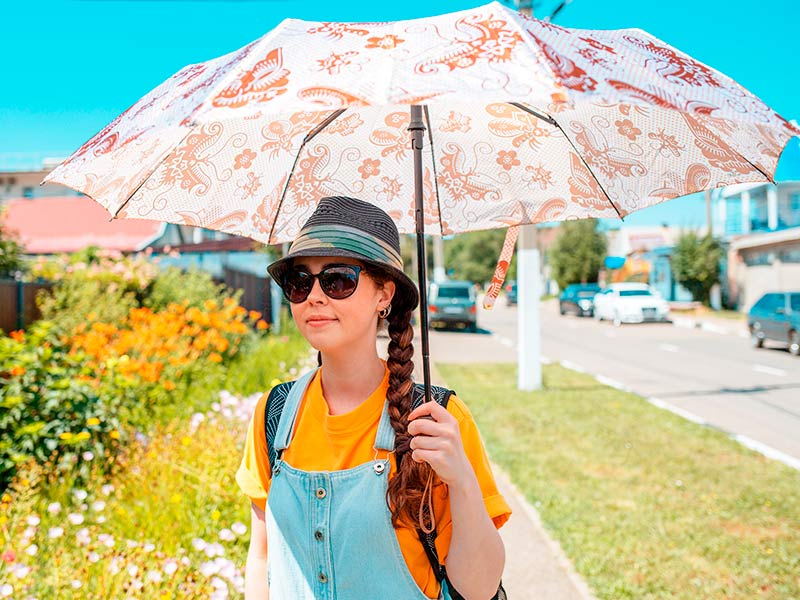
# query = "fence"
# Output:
<box><xmin>216</xmin><ymin>267</ymin><xmax>273</xmax><ymax>324</ymax></box>
<box><xmin>0</xmin><ymin>279</ymin><xmax>54</xmax><ymax>332</ymax></box>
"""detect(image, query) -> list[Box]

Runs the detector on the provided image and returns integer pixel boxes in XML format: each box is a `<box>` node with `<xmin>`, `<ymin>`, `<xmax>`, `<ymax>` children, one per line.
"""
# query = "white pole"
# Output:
<box><xmin>433</xmin><ymin>235</ymin><xmax>446</xmax><ymax>282</ymax></box>
<box><xmin>517</xmin><ymin>224</ymin><xmax>542</xmax><ymax>390</ymax></box>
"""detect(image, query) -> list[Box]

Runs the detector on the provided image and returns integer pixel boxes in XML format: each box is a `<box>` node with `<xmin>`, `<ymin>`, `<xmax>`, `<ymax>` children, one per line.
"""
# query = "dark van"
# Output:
<box><xmin>747</xmin><ymin>291</ymin><xmax>800</xmax><ymax>356</ymax></box>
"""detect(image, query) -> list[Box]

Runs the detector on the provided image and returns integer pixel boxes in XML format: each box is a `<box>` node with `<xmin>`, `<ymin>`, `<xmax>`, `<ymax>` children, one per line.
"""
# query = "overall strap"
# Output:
<box><xmin>265</xmin><ymin>368</ymin><xmax>317</xmax><ymax>470</ymax></box>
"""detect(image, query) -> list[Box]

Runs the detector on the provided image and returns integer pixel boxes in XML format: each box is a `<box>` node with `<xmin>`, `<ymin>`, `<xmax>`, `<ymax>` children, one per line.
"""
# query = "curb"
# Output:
<box><xmin>671</xmin><ymin>316</ymin><xmax>749</xmax><ymax>338</ymax></box>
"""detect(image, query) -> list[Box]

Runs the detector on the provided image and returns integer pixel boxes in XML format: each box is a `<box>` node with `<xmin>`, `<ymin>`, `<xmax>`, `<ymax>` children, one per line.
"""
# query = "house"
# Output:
<box><xmin>711</xmin><ymin>181</ymin><xmax>800</xmax><ymax>310</ymax></box>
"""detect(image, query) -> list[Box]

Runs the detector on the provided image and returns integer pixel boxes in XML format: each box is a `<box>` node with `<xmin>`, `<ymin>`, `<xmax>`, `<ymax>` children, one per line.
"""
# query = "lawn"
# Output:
<box><xmin>437</xmin><ymin>363</ymin><xmax>800</xmax><ymax>600</ymax></box>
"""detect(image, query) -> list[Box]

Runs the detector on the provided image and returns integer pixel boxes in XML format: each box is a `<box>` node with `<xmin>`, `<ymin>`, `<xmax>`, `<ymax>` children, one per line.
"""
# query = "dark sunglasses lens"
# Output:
<box><xmin>319</xmin><ymin>267</ymin><xmax>359</xmax><ymax>299</ymax></box>
<box><xmin>283</xmin><ymin>271</ymin><xmax>314</xmax><ymax>303</ymax></box>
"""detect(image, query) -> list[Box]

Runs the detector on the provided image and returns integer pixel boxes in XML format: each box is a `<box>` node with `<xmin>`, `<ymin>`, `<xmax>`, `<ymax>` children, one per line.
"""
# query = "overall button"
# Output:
<box><xmin>318</xmin><ymin>572</ymin><xmax>328</xmax><ymax>583</ymax></box>
<box><xmin>315</xmin><ymin>487</ymin><xmax>327</xmax><ymax>499</ymax></box>
<box><xmin>314</xmin><ymin>530</ymin><xmax>324</xmax><ymax>541</ymax></box>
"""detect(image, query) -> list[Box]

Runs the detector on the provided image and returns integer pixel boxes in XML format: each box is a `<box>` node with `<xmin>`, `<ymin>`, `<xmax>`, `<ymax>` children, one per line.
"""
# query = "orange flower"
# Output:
<box><xmin>208</xmin><ymin>352</ymin><xmax>223</xmax><ymax>363</ymax></box>
<box><xmin>163</xmin><ymin>380</ymin><xmax>176</xmax><ymax>391</ymax></box>
<box><xmin>9</xmin><ymin>330</ymin><xmax>25</xmax><ymax>343</ymax></box>
<box><xmin>8</xmin><ymin>366</ymin><xmax>25</xmax><ymax>377</ymax></box>
<box><xmin>248</xmin><ymin>310</ymin><xmax>262</xmax><ymax>321</ymax></box>
<box><xmin>256</xmin><ymin>320</ymin><xmax>269</xmax><ymax>330</ymax></box>
<box><xmin>203</xmin><ymin>299</ymin><xmax>218</xmax><ymax>311</ymax></box>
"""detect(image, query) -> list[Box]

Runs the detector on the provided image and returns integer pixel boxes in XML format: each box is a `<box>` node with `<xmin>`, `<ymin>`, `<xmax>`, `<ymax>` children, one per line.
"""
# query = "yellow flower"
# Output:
<box><xmin>109</xmin><ymin>430</ymin><xmax>120</xmax><ymax>440</ymax></box>
<box><xmin>211</xmin><ymin>510</ymin><xmax>221</xmax><ymax>521</ymax></box>
<box><xmin>87</xmin><ymin>417</ymin><xmax>100</xmax><ymax>426</ymax></box>
<box><xmin>181</xmin><ymin>436</ymin><xmax>192</xmax><ymax>447</ymax></box>
<box><xmin>169</xmin><ymin>493</ymin><xmax>182</xmax><ymax>504</ymax></box>
<box><xmin>59</xmin><ymin>432</ymin><xmax>73</xmax><ymax>440</ymax></box>
<box><xmin>1</xmin><ymin>493</ymin><xmax>11</xmax><ymax>503</ymax></box>
<box><xmin>270</xmin><ymin>378</ymin><xmax>282</xmax><ymax>388</ymax></box>
<box><xmin>75</xmin><ymin>431</ymin><xmax>91</xmax><ymax>441</ymax></box>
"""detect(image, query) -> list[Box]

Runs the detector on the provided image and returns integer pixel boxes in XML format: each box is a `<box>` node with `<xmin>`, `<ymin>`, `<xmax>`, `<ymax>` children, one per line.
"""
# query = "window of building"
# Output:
<box><xmin>743</xmin><ymin>251</ymin><xmax>774</xmax><ymax>266</ymax></box>
<box><xmin>778</xmin><ymin>248</ymin><xmax>800</xmax><ymax>263</ymax></box>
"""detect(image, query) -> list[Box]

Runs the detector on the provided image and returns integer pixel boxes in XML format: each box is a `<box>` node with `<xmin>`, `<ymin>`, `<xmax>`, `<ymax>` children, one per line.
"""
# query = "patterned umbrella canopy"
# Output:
<box><xmin>44</xmin><ymin>1</ymin><xmax>799</xmax><ymax>245</ymax></box>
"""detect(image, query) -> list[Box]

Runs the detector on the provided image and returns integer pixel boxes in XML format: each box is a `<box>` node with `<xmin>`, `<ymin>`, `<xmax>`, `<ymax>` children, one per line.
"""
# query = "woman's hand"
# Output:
<box><xmin>406</xmin><ymin>401</ymin><xmax>473</xmax><ymax>488</ymax></box>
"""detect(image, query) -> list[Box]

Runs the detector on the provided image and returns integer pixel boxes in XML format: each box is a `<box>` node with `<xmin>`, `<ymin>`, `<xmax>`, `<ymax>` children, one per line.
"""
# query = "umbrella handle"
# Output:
<box><xmin>409</xmin><ymin>105</ymin><xmax>432</xmax><ymax>405</ymax></box>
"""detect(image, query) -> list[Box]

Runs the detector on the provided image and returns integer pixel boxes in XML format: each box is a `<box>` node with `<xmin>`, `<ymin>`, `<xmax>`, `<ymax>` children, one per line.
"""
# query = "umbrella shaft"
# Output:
<box><xmin>409</xmin><ymin>105</ymin><xmax>432</xmax><ymax>404</ymax></box>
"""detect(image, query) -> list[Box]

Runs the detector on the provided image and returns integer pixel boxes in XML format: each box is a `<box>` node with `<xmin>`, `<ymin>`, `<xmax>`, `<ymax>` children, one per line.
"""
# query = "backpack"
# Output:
<box><xmin>264</xmin><ymin>376</ymin><xmax>507</xmax><ymax>600</ymax></box>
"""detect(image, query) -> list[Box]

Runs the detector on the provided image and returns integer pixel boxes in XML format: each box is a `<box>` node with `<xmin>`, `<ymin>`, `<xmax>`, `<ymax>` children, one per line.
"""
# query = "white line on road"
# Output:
<box><xmin>753</xmin><ymin>364</ymin><xmax>788</xmax><ymax>377</ymax></box>
<box><xmin>559</xmin><ymin>360</ymin><xmax>586</xmax><ymax>373</ymax></box>
<box><xmin>732</xmin><ymin>434</ymin><xmax>800</xmax><ymax>470</ymax></box>
<box><xmin>646</xmin><ymin>397</ymin><xmax>708</xmax><ymax>426</ymax></box>
<box><xmin>595</xmin><ymin>374</ymin><xmax>632</xmax><ymax>392</ymax></box>
<box><xmin>658</xmin><ymin>343</ymin><xmax>680</xmax><ymax>353</ymax></box>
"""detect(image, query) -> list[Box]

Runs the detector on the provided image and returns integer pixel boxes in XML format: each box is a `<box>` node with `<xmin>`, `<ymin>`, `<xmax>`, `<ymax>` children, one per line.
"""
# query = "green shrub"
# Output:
<box><xmin>0</xmin><ymin>323</ymin><xmax>129</xmax><ymax>490</ymax></box>
<box><xmin>144</xmin><ymin>266</ymin><xmax>237</xmax><ymax>312</ymax></box>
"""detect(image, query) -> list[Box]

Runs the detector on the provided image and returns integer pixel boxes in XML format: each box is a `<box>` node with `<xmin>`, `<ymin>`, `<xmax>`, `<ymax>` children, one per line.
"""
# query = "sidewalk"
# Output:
<box><xmin>670</xmin><ymin>310</ymin><xmax>748</xmax><ymax>338</ymax></box>
<box><xmin>415</xmin><ymin>358</ymin><xmax>596</xmax><ymax>600</ymax></box>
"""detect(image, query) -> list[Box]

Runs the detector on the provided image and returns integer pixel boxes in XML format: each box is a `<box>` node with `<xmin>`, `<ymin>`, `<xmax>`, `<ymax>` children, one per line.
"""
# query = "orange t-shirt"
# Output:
<box><xmin>235</xmin><ymin>366</ymin><xmax>511</xmax><ymax>599</ymax></box>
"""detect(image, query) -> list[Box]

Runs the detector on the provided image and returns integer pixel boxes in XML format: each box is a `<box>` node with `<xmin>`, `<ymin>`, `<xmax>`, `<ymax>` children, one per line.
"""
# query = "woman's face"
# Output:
<box><xmin>289</xmin><ymin>256</ymin><xmax>395</xmax><ymax>355</ymax></box>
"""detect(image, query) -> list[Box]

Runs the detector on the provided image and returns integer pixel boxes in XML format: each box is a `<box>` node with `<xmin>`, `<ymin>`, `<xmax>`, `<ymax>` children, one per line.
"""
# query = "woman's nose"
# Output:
<box><xmin>305</xmin><ymin>276</ymin><xmax>327</xmax><ymax>303</ymax></box>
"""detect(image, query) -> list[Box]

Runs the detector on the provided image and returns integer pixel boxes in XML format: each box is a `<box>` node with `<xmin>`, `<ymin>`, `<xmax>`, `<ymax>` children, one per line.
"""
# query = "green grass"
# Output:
<box><xmin>438</xmin><ymin>363</ymin><xmax>800</xmax><ymax>600</ymax></box>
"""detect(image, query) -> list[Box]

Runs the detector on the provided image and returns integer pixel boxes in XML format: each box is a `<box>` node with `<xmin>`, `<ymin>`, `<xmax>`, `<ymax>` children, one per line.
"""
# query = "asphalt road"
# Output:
<box><xmin>426</xmin><ymin>298</ymin><xmax>800</xmax><ymax>464</ymax></box>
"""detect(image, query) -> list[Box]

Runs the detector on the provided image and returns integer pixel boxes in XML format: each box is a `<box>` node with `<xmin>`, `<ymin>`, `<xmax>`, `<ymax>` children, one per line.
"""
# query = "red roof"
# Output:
<box><xmin>3</xmin><ymin>196</ymin><xmax>165</xmax><ymax>254</ymax></box>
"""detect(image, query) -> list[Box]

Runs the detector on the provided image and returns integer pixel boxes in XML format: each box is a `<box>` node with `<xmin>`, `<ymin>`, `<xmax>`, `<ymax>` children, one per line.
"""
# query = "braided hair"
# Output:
<box><xmin>363</xmin><ymin>264</ymin><xmax>432</xmax><ymax>528</ymax></box>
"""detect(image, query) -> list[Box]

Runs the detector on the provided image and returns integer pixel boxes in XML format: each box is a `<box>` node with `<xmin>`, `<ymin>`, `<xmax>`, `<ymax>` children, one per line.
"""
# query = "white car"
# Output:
<box><xmin>593</xmin><ymin>283</ymin><xmax>671</xmax><ymax>326</ymax></box>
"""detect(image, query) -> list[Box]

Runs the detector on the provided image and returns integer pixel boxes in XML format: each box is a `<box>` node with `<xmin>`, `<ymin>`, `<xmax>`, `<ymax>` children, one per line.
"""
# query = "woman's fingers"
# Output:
<box><xmin>408</xmin><ymin>400</ymin><xmax>454</xmax><ymax>424</ymax></box>
<box><xmin>407</xmin><ymin>417</ymin><xmax>449</xmax><ymax>438</ymax></box>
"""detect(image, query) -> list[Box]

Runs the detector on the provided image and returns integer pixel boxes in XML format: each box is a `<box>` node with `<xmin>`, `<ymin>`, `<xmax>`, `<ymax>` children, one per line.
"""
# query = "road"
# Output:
<box><xmin>425</xmin><ymin>298</ymin><xmax>800</xmax><ymax>464</ymax></box>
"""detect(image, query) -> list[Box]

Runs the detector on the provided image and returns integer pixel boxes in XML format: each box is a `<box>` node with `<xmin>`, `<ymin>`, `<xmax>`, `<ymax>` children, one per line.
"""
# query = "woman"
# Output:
<box><xmin>236</xmin><ymin>196</ymin><xmax>510</xmax><ymax>599</ymax></box>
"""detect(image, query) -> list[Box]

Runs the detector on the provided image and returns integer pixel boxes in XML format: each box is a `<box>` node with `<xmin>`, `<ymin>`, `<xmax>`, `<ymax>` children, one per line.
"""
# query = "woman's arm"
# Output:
<box><xmin>244</xmin><ymin>502</ymin><xmax>269</xmax><ymax>600</ymax></box>
<box><xmin>407</xmin><ymin>402</ymin><xmax>505</xmax><ymax>599</ymax></box>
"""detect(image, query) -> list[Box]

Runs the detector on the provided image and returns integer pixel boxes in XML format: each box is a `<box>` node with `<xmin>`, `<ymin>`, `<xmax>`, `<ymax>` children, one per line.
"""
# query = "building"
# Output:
<box><xmin>711</xmin><ymin>181</ymin><xmax>800</xmax><ymax>310</ymax></box>
<box><xmin>0</xmin><ymin>154</ymin><xmax>79</xmax><ymax>203</ymax></box>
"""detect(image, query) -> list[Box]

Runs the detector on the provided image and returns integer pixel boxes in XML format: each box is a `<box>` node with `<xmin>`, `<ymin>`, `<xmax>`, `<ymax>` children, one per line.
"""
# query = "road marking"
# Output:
<box><xmin>495</xmin><ymin>335</ymin><xmax>515</xmax><ymax>348</ymax></box>
<box><xmin>732</xmin><ymin>434</ymin><xmax>800</xmax><ymax>471</ymax></box>
<box><xmin>658</xmin><ymin>343</ymin><xmax>679</xmax><ymax>353</ymax></box>
<box><xmin>753</xmin><ymin>364</ymin><xmax>787</xmax><ymax>377</ymax></box>
<box><xmin>646</xmin><ymin>397</ymin><xmax>708</xmax><ymax>425</ymax></box>
<box><xmin>595</xmin><ymin>374</ymin><xmax>632</xmax><ymax>392</ymax></box>
<box><xmin>559</xmin><ymin>359</ymin><xmax>586</xmax><ymax>373</ymax></box>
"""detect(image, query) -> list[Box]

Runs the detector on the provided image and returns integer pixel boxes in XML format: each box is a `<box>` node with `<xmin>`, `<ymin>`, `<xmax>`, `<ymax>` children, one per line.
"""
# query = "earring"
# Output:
<box><xmin>378</xmin><ymin>305</ymin><xmax>391</xmax><ymax>319</ymax></box>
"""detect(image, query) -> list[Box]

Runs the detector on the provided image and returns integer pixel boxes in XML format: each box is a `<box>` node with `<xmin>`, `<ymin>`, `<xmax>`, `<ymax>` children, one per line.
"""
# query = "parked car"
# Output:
<box><xmin>747</xmin><ymin>291</ymin><xmax>800</xmax><ymax>356</ymax></box>
<box><xmin>593</xmin><ymin>283</ymin><xmax>671</xmax><ymax>326</ymax></box>
<box><xmin>559</xmin><ymin>283</ymin><xmax>602</xmax><ymax>317</ymax></box>
<box><xmin>428</xmin><ymin>281</ymin><xmax>477</xmax><ymax>331</ymax></box>
<box><xmin>505</xmin><ymin>280</ymin><xmax>517</xmax><ymax>306</ymax></box>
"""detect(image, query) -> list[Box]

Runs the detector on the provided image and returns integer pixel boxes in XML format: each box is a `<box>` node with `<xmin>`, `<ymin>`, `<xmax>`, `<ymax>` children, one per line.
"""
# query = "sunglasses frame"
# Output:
<box><xmin>280</xmin><ymin>264</ymin><xmax>364</xmax><ymax>303</ymax></box>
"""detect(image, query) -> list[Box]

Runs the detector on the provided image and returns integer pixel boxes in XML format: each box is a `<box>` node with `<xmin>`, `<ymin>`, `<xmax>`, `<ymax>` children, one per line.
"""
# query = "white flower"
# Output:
<box><xmin>217</xmin><ymin>558</ymin><xmax>236</xmax><ymax>580</ymax></box>
<box><xmin>68</xmin><ymin>513</ymin><xmax>84</xmax><ymax>526</ymax></box>
<box><xmin>82</xmin><ymin>451</ymin><xmax>94</xmax><ymax>461</ymax></box>
<box><xmin>96</xmin><ymin>515</ymin><xmax>107</xmax><ymax>524</ymax></box>
<box><xmin>47</xmin><ymin>502</ymin><xmax>61</xmax><ymax>514</ymax></box>
<box><xmin>127</xmin><ymin>565</ymin><xmax>138</xmax><ymax>577</ymax></box>
<box><xmin>70</xmin><ymin>580</ymin><xmax>82</xmax><ymax>589</ymax></box>
<box><xmin>211</xmin><ymin>576</ymin><xmax>227</xmax><ymax>590</ymax></box>
<box><xmin>26</xmin><ymin>515</ymin><xmax>40</xmax><ymax>527</ymax></box>
<box><xmin>191</xmin><ymin>538</ymin><xmax>207</xmax><ymax>552</ymax></box>
<box><xmin>73</xmin><ymin>489</ymin><xmax>88</xmax><ymax>502</ymax></box>
<box><xmin>109</xmin><ymin>557</ymin><xmax>121</xmax><ymax>574</ymax></box>
<box><xmin>126</xmin><ymin>540</ymin><xmax>138</xmax><ymax>549</ymax></box>
<box><xmin>24</xmin><ymin>544</ymin><xmax>38</xmax><ymax>557</ymax></box>
<box><xmin>101</xmin><ymin>484</ymin><xmax>115</xmax><ymax>496</ymax></box>
<box><xmin>211</xmin><ymin>402</ymin><xmax>221</xmax><ymax>412</ymax></box>
<box><xmin>181</xmin><ymin>557</ymin><xmax>190</xmax><ymax>566</ymax></box>
<box><xmin>163</xmin><ymin>560</ymin><xmax>178</xmax><ymax>575</ymax></box>
<box><xmin>218</xmin><ymin>528</ymin><xmax>234</xmax><ymax>542</ymax></box>
<box><xmin>1</xmin><ymin>584</ymin><xmax>13</xmax><ymax>598</ymax></box>
<box><xmin>88</xmin><ymin>552</ymin><xmax>100</xmax><ymax>563</ymax></box>
<box><xmin>13</xmin><ymin>564</ymin><xmax>30</xmax><ymax>578</ymax></box>
<box><xmin>146</xmin><ymin>570</ymin><xmax>162</xmax><ymax>583</ymax></box>
<box><xmin>48</xmin><ymin>527</ymin><xmax>64</xmax><ymax>539</ymax></box>
<box><xmin>200</xmin><ymin>561</ymin><xmax>219</xmax><ymax>577</ymax></box>
<box><xmin>76</xmin><ymin>528</ymin><xmax>91</xmax><ymax>546</ymax></box>
<box><xmin>91</xmin><ymin>500</ymin><xmax>106</xmax><ymax>512</ymax></box>
<box><xmin>98</xmin><ymin>533</ymin><xmax>115</xmax><ymax>548</ymax></box>
<box><xmin>129</xmin><ymin>578</ymin><xmax>143</xmax><ymax>591</ymax></box>
<box><xmin>204</xmin><ymin>542</ymin><xmax>224</xmax><ymax>558</ymax></box>
<box><xmin>22</xmin><ymin>527</ymin><xmax>36</xmax><ymax>540</ymax></box>
<box><xmin>231</xmin><ymin>522</ymin><xmax>247</xmax><ymax>536</ymax></box>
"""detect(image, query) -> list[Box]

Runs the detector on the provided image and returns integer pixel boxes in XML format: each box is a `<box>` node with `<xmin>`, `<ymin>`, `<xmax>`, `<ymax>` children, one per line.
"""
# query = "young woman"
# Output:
<box><xmin>236</xmin><ymin>196</ymin><xmax>510</xmax><ymax>599</ymax></box>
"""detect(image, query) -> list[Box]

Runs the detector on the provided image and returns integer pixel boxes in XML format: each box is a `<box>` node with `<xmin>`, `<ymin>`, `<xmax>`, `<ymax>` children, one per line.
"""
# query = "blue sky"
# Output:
<box><xmin>3</xmin><ymin>0</ymin><xmax>799</xmax><ymax>227</ymax></box>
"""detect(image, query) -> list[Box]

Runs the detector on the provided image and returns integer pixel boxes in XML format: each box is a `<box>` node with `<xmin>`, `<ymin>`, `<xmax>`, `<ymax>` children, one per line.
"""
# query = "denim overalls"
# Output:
<box><xmin>265</xmin><ymin>369</ymin><xmax>451</xmax><ymax>600</ymax></box>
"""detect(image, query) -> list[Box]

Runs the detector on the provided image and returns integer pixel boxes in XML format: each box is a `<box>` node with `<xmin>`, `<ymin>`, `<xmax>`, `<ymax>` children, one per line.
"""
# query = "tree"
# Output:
<box><xmin>548</xmin><ymin>220</ymin><xmax>606</xmax><ymax>290</ymax></box>
<box><xmin>672</xmin><ymin>232</ymin><xmax>722</xmax><ymax>305</ymax></box>
<box><xmin>444</xmin><ymin>229</ymin><xmax>517</xmax><ymax>286</ymax></box>
<box><xmin>0</xmin><ymin>214</ymin><xmax>24</xmax><ymax>279</ymax></box>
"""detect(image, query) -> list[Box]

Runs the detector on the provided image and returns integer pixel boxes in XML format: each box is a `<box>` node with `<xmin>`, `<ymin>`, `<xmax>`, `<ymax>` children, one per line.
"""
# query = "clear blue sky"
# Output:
<box><xmin>3</xmin><ymin>0</ymin><xmax>799</xmax><ymax>227</ymax></box>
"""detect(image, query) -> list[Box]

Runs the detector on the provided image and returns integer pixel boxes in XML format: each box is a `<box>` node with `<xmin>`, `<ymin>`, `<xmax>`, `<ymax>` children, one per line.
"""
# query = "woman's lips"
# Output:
<box><xmin>307</xmin><ymin>317</ymin><xmax>336</xmax><ymax>327</ymax></box>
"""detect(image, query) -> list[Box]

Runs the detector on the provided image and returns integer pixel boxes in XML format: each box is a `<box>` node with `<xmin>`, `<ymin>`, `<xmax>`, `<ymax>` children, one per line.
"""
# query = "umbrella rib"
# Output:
<box><xmin>422</xmin><ymin>105</ymin><xmax>444</xmax><ymax>235</ymax></box>
<box><xmin>267</xmin><ymin>108</ymin><xmax>347</xmax><ymax>244</ymax></box>
<box><xmin>509</xmin><ymin>102</ymin><xmax>557</xmax><ymax>126</ymax></box>
<box><xmin>551</xmin><ymin>118</ymin><xmax>625</xmax><ymax>221</ymax></box>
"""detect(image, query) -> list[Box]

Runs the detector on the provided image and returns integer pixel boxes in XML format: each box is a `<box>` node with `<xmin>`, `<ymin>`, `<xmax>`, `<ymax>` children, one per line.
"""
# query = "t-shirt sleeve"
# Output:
<box><xmin>434</xmin><ymin>393</ymin><xmax>512</xmax><ymax>564</ymax></box>
<box><xmin>235</xmin><ymin>392</ymin><xmax>272</xmax><ymax>511</ymax></box>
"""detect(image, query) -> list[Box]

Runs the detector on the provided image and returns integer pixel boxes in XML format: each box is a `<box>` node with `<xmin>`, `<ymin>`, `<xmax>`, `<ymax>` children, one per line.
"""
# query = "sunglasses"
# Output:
<box><xmin>280</xmin><ymin>264</ymin><xmax>363</xmax><ymax>303</ymax></box>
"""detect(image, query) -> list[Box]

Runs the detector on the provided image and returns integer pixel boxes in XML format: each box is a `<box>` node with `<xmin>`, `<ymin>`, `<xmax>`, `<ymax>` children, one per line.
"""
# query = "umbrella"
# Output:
<box><xmin>44</xmin><ymin>1</ymin><xmax>799</xmax><ymax>401</ymax></box>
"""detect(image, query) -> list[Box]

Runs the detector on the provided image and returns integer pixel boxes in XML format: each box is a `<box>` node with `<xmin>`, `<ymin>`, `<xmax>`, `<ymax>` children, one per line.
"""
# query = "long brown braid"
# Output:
<box><xmin>364</xmin><ymin>264</ymin><xmax>433</xmax><ymax>528</ymax></box>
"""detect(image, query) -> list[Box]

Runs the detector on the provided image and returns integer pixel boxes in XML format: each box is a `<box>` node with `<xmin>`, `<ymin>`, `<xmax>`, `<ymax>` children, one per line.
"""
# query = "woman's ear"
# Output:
<box><xmin>380</xmin><ymin>279</ymin><xmax>396</xmax><ymax>308</ymax></box>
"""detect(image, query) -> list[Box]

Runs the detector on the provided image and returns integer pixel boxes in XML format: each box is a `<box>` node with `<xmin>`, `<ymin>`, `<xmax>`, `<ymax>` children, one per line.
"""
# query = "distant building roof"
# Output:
<box><xmin>3</xmin><ymin>196</ymin><xmax>165</xmax><ymax>254</ymax></box>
